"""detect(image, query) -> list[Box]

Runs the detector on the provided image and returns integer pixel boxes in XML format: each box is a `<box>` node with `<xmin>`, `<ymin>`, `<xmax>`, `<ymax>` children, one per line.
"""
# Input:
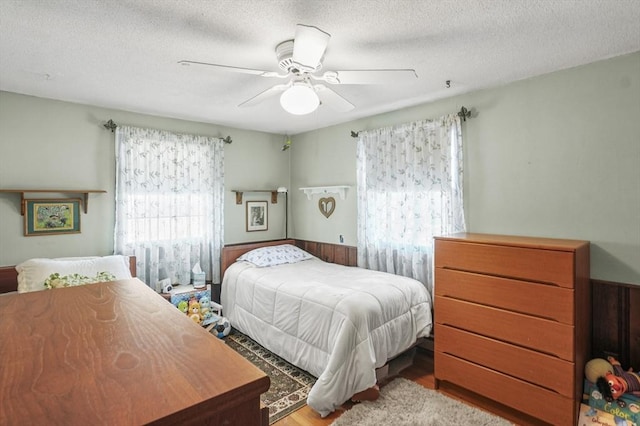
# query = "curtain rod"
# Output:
<box><xmin>350</xmin><ymin>105</ymin><xmax>473</xmax><ymax>138</ymax></box>
<box><xmin>102</xmin><ymin>119</ymin><xmax>233</xmax><ymax>144</ymax></box>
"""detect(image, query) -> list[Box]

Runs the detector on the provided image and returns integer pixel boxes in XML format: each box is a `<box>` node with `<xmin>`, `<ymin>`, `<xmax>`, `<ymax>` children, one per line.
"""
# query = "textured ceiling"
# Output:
<box><xmin>0</xmin><ymin>0</ymin><xmax>639</xmax><ymax>135</ymax></box>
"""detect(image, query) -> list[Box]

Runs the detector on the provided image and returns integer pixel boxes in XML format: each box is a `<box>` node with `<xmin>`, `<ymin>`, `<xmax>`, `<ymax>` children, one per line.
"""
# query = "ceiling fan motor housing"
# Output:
<box><xmin>276</xmin><ymin>39</ymin><xmax>321</xmax><ymax>74</ymax></box>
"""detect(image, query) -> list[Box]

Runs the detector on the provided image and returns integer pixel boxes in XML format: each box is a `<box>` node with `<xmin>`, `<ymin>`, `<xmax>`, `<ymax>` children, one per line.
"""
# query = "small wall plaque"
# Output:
<box><xmin>318</xmin><ymin>197</ymin><xmax>335</xmax><ymax>218</ymax></box>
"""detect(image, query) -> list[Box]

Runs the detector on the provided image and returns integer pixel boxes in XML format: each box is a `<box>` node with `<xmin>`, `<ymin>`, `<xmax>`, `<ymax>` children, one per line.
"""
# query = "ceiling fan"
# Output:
<box><xmin>179</xmin><ymin>24</ymin><xmax>418</xmax><ymax>115</ymax></box>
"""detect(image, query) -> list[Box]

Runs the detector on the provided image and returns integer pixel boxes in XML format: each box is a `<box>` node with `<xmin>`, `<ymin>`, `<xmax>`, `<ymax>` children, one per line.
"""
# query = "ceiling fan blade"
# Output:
<box><xmin>178</xmin><ymin>60</ymin><xmax>287</xmax><ymax>78</ymax></box>
<box><xmin>315</xmin><ymin>69</ymin><xmax>418</xmax><ymax>84</ymax></box>
<box><xmin>292</xmin><ymin>25</ymin><xmax>331</xmax><ymax>70</ymax></box>
<box><xmin>314</xmin><ymin>85</ymin><xmax>354</xmax><ymax>112</ymax></box>
<box><xmin>238</xmin><ymin>84</ymin><xmax>289</xmax><ymax>108</ymax></box>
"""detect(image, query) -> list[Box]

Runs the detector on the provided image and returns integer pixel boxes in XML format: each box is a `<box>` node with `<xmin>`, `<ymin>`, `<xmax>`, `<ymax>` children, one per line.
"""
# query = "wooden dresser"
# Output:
<box><xmin>0</xmin><ymin>278</ymin><xmax>270</xmax><ymax>426</ymax></box>
<box><xmin>434</xmin><ymin>233</ymin><xmax>590</xmax><ymax>426</ymax></box>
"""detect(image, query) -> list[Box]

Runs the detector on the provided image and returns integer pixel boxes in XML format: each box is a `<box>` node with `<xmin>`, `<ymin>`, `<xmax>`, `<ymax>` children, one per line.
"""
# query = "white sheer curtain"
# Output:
<box><xmin>114</xmin><ymin>125</ymin><xmax>224</xmax><ymax>291</ymax></box>
<box><xmin>356</xmin><ymin>114</ymin><xmax>466</xmax><ymax>297</ymax></box>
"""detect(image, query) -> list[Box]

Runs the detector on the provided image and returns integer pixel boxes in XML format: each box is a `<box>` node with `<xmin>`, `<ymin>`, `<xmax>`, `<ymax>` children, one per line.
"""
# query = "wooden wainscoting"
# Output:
<box><xmin>591</xmin><ymin>279</ymin><xmax>640</xmax><ymax>368</ymax></box>
<box><xmin>294</xmin><ymin>239</ymin><xmax>357</xmax><ymax>266</ymax></box>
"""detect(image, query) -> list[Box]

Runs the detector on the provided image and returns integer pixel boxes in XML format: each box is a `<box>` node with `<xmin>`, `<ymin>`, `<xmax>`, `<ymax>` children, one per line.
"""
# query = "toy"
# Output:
<box><xmin>199</xmin><ymin>295</ymin><xmax>210</xmax><ymax>316</ymax></box>
<box><xmin>586</xmin><ymin>378</ymin><xmax>640</xmax><ymax>422</ymax></box>
<box><xmin>596</xmin><ymin>356</ymin><xmax>640</xmax><ymax>401</ymax></box>
<box><xmin>169</xmin><ymin>285</ymin><xmax>218</xmax><ymax>327</ymax></box>
<box><xmin>202</xmin><ymin>310</ymin><xmax>214</xmax><ymax>325</ymax></box>
<box><xmin>212</xmin><ymin>317</ymin><xmax>231</xmax><ymax>338</ymax></box>
<box><xmin>197</xmin><ymin>295</ymin><xmax>216</xmax><ymax>325</ymax></box>
<box><xmin>199</xmin><ymin>295</ymin><xmax>210</xmax><ymax>309</ymax></box>
<box><xmin>177</xmin><ymin>300</ymin><xmax>189</xmax><ymax>314</ymax></box>
<box><xmin>188</xmin><ymin>298</ymin><xmax>202</xmax><ymax>324</ymax></box>
<box><xmin>586</xmin><ymin>358</ymin><xmax>614</xmax><ymax>383</ymax></box>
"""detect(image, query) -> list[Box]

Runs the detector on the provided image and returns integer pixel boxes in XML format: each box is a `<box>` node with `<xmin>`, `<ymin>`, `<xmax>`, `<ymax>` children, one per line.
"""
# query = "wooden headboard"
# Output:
<box><xmin>0</xmin><ymin>256</ymin><xmax>137</xmax><ymax>294</ymax></box>
<box><xmin>221</xmin><ymin>239</ymin><xmax>296</xmax><ymax>278</ymax></box>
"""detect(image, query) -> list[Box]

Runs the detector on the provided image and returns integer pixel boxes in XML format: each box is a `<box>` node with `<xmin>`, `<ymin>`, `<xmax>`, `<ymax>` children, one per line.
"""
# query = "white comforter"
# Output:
<box><xmin>221</xmin><ymin>258</ymin><xmax>432</xmax><ymax>417</ymax></box>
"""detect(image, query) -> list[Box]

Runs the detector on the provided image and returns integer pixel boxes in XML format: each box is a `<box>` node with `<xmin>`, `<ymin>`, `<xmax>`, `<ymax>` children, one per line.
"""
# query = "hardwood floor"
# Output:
<box><xmin>273</xmin><ymin>350</ymin><xmax>436</xmax><ymax>426</ymax></box>
<box><xmin>273</xmin><ymin>349</ymin><xmax>549</xmax><ymax>426</ymax></box>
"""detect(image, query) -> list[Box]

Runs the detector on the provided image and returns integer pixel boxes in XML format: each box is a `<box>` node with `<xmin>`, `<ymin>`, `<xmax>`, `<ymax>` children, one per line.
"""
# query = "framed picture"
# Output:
<box><xmin>246</xmin><ymin>200</ymin><xmax>268</xmax><ymax>232</ymax></box>
<box><xmin>24</xmin><ymin>199</ymin><xmax>81</xmax><ymax>236</ymax></box>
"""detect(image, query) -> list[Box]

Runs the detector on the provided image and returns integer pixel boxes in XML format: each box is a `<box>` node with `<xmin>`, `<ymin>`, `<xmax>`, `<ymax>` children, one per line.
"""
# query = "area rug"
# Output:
<box><xmin>222</xmin><ymin>330</ymin><xmax>316</xmax><ymax>424</ymax></box>
<box><xmin>330</xmin><ymin>378</ymin><xmax>513</xmax><ymax>426</ymax></box>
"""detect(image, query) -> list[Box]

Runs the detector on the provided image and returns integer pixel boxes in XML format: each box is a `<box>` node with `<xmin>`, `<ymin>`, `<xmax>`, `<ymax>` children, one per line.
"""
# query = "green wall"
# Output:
<box><xmin>0</xmin><ymin>92</ymin><xmax>290</xmax><ymax>266</ymax></box>
<box><xmin>290</xmin><ymin>52</ymin><xmax>640</xmax><ymax>285</ymax></box>
<box><xmin>1</xmin><ymin>52</ymin><xmax>638</xmax><ymax>286</ymax></box>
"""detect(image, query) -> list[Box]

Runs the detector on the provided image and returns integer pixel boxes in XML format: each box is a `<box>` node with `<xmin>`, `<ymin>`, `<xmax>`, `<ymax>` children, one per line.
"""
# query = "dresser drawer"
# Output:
<box><xmin>435</xmin><ymin>239</ymin><xmax>576</xmax><ymax>288</ymax></box>
<box><xmin>435</xmin><ymin>296</ymin><xmax>574</xmax><ymax>360</ymax></box>
<box><xmin>435</xmin><ymin>352</ymin><xmax>576</xmax><ymax>426</ymax></box>
<box><xmin>435</xmin><ymin>324</ymin><xmax>574</xmax><ymax>396</ymax></box>
<box><xmin>435</xmin><ymin>268</ymin><xmax>574</xmax><ymax>324</ymax></box>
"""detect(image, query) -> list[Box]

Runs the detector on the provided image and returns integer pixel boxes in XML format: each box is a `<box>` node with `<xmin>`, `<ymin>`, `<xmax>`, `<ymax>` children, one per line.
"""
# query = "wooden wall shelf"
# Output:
<box><xmin>0</xmin><ymin>189</ymin><xmax>106</xmax><ymax>214</ymax></box>
<box><xmin>231</xmin><ymin>190</ymin><xmax>282</xmax><ymax>205</ymax></box>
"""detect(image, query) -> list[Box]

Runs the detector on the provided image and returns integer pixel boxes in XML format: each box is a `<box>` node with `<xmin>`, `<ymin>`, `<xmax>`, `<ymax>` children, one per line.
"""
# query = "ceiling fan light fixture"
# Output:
<box><xmin>280</xmin><ymin>84</ymin><xmax>319</xmax><ymax>115</ymax></box>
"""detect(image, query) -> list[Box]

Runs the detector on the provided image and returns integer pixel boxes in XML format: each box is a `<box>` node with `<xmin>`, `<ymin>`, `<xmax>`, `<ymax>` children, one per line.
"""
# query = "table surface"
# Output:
<box><xmin>0</xmin><ymin>278</ymin><xmax>269</xmax><ymax>425</ymax></box>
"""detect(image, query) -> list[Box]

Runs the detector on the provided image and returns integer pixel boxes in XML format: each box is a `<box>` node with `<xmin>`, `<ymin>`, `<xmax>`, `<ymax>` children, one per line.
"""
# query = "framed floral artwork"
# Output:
<box><xmin>246</xmin><ymin>200</ymin><xmax>268</xmax><ymax>232</ymax></box>
<box><xmin>24</xmin><ymin>199</ymin><xmax>81</xmax><ymax>236</ymax></box>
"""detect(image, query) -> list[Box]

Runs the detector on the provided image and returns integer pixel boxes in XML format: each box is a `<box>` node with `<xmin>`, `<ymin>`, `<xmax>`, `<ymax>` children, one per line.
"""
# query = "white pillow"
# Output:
<box><xmin>16</xmin><ymin>255</ymin><xmax>132</xmax><ymax>293</ymax></box>
<box><xmin>237</xmin><ymin>244</ymin><xmax>314</xmax><ymax>267</ymax></box>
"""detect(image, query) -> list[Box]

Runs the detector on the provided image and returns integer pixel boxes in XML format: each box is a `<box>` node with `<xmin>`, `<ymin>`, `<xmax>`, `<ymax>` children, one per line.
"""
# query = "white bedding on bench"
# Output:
<box><xmin>221</xmin><ymin>258</ymin><xmax>432</xmax><ymax>417</ymax></box>
<box><xmin>15</xmin><ymin>255</ymin><xmax>132</xmax><ymax>293</ymax></box>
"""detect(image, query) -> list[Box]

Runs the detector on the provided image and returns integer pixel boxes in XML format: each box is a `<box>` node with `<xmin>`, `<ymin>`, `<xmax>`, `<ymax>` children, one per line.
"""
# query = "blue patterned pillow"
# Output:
<box><xmin>237</xmin><ymin>244</ymin><xmax>314</xmax><ymax>267</ymax></box>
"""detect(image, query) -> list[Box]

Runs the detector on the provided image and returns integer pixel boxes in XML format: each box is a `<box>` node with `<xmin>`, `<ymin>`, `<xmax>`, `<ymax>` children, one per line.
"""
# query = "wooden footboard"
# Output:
<box><xmin>0</xmin><ymin>256</ymin><xmax>137</xmax><ymax>294</ymax></box>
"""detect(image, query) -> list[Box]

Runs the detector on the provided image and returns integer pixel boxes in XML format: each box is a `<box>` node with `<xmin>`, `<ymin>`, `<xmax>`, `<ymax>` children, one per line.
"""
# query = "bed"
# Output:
<box><xmin>0</xmin><ymin>255</ymin><xmax>137</xmax><ymax>294</ymax></box>
<box><xmin>221</xmin><ymin>240</ymin><xmax>433</xmax><ymax>417</ymax></box>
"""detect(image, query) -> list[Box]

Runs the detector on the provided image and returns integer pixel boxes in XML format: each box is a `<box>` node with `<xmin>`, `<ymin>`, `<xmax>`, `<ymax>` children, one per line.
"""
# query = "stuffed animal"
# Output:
<box><xmin>199</xmin><ymin>295</ymin><xmax>210</xmax><ymax>309</ymax></box>
<box><xmin>199</xmin><ymin>295</ymin><xmax>211</xmax><ymax>316</ymax></box>
<box><xmin>202</xmin><ymin>310</ymin><xmax>214</xmax><ymax>325</ymax></box>
<box><xmin>586</xmin><ymin>358</ymin><xmax>614</xmax><ymax>383</ymax></box>
<box><xmin>177</xmin><ymin>300</ymin><xmax>189</xmax><ymax>314</ymax></box>
<box><xmin>188</xmin><ymin>299</ymin><xmax>202</xmax><ymax>324</ymax></box>
<box><xmin>596</xmin><ymin>356</ymin><xmax>640</xmax><ymax>400</ymax></box>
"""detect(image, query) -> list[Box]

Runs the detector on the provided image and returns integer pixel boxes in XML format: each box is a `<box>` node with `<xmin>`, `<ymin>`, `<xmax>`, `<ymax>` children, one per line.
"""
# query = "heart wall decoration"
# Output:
<box><xmin>318</xmin><ymin>197</ymin><xmax>336</xmax><ymax>218</ymax></box>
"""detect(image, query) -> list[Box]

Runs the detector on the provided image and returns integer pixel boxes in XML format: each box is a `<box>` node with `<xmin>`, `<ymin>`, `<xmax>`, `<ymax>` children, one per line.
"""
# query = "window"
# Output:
<box><xmin>356</xmin><ymin>114</ymin><xmax>465</xmax><ymax>297</ymax></box>
<box><xmin>114</xmin><ymin>126</ymin><xmax>224</xmax><ymax>289</ymax></box>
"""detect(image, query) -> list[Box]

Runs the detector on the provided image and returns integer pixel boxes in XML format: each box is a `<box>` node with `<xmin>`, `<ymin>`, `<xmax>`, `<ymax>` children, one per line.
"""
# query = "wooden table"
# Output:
<box><xmin>0</xmin><ymin>278</ymin><xmax>270</xmax><ymax>425</ymax></box>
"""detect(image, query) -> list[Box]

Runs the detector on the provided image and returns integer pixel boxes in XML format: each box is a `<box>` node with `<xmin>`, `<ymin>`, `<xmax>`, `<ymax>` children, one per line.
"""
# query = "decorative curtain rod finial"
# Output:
<box><xmin>103</xmin><ymin>119</ymin><xmax>117</xmax><ymax>132</ymax></box>
<box><xmin>223</xmin><ymin>136</ymin><xmax>232</xmax><ymax>144</ymax></box>
<box><xmin>457</xmin><ymin>106</ymin><xmax>471</xmax><ymax>122</ymax></box>
<box><xmin>350</xmin><ymin>130</ymin><xmax>359</xmax><ymax>138</ymax></box>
